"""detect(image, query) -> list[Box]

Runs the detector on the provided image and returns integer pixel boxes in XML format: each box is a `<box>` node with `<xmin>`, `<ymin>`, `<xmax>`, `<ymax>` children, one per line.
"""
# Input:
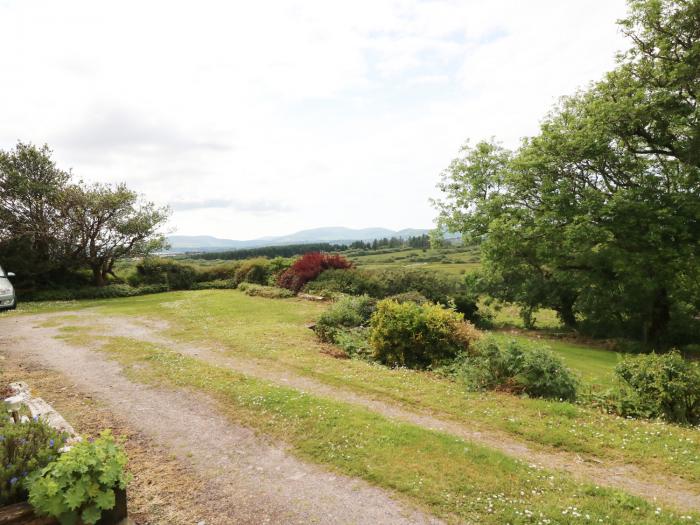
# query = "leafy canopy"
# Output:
<box><xmin>435</xmin><ymin>0</ymin><xmax>700</xmax><ymax>345</ymax></box>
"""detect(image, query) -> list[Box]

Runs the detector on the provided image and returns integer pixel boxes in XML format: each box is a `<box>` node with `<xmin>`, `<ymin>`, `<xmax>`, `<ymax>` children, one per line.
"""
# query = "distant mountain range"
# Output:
<box><xmin>167</xmin><ymin>227</ymin><xmax>433</xmax><ymax>253</ymax></box>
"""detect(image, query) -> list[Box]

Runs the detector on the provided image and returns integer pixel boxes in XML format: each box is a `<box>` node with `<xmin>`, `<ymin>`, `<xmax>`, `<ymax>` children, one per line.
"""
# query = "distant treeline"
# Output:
<box><xmin>186</xmin><ymin>235</ymin><xmax>432</xmax><ymax>260</ymax></box>
<box><xmin>348</xmin><ymin>235</ymin><xmax>430</xmax><ymax>250</ymax></box>
<box><xmin>190</xmin><ymin>243</ymin><xmax>348</xmax><ymax>260</ymax></box>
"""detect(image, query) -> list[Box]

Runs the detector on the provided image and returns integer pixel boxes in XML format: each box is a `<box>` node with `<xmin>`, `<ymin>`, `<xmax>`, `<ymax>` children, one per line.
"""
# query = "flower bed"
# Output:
<box><xmin>1</xmin><ymin>383</ymin><xmax>130</xmax><ymax>525</ymax></box>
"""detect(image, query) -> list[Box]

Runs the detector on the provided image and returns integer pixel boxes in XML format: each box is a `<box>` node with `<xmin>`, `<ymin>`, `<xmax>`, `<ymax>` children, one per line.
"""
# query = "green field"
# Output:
<box><xmin>345</xmin><ymin>246</ymin><xmax>481</xmax><ymax>275</ymax></box>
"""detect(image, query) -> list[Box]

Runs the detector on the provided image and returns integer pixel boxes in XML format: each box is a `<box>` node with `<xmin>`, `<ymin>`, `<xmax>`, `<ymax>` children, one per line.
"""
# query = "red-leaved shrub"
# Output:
<box><xmin>277</xmin><ymin>252</ymin><xmax>352</xmax><ymax>292</ymax></box>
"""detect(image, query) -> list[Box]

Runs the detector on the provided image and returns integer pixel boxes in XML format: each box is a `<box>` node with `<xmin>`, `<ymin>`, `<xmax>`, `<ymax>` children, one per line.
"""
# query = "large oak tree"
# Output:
<box><xmin>435</xmin><ymin>0</ymin><xmax>700</xmax><ymax>345</ymax></box>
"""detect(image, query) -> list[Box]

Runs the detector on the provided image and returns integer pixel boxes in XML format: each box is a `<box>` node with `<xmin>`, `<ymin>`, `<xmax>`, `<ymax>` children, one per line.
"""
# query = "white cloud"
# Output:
<box><xmin>0</xmin><ymin>0</ymin><xmax>629</xmax><ymax>239</ymax></box>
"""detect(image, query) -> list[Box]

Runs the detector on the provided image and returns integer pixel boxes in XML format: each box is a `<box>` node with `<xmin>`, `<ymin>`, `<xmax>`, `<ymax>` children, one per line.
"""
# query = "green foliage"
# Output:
<box><xmin>369</xmin><ymin>299</ymin><xmax>478</xmax><ymax>369</ymax></box>
<box><xmin>434</xmin><ymin>0</ymin><xmax>700</xmax><ymax>345</ymax></box>
<box><xmin>266</xmin><ymin>257</ymin><xmax>293</xmax><ymax>285</ymax></box>
<box><xmin>0</xmin><ymin>143</ymin><xmax>74</xmax><ymax>289</ymax></box>
<box><xmin>314</xmin><ymin>295</ymin><xmax>377</xmax><ymax>343</ymax></box>
<box><xmin>129</xmin><ymin>258</ymin><xmax>197</xmax><ymax>290</ymax></box>
<box><xmin>61</xmin><ymin>183</ymin><xmax>169</xmax><ymax>286</ymax></box>
<box><xmin>194</xmin><ymin>262</ymin><xmax>239</xmax><ymax>282</ymax></box>
<box><xmin>190</xmin><ymin>279</ymin><xmax>237</xmax><ymax>290</ymax></box>
<box><xmin>0</xmin><ymin>419</ymin><xmax>65</xmax><ymax>505</ymax></box>
<box><xmin>613</xmin><ymin>351</ymin><xmax>700</xmax><ymax>424</ymax></box>
<box><xmin>304</xmin><ymin>268</ymin><xmax>382</xmax><ymax>297</ymax></box>
<box><xmin>238</xmin><ymin>282</ymin><xmax>295</xmax><ymax>299</ymax></box>
<box><xmin>332</xmin><ymin>327</ymin><xmax>373</xmax><ymax>359</ymax></box>
<box><xmin>233</xmin><ymin>258</ymin><xmax>271</xmax><ymax>286</ymax></box>
<box><xmin>27</xmin><ymin>431</ymin><xmax>130</xmax><ymax>525</ymax></box>
<box><xmin>385</xmin><ymin>291</ymin><xmax>430</xmax><ymax>305</ymax></box>
<box><xmin>458</xmin><ymin>338</ymin><xmax>579</xmax><ymax>401</ymax></box>
<box><xmin>452</xmin><ymin>276</ymin><xmax>491</xmax><ymax>327</ymax></box>
<box><xmin>0</xmin><ymin>142</ymin><xmax>168</xmax><ymax>290</ymax></box>
<box><xmin>373</xmin><ymin>268</ymin><xmax>458</xmax><ymax>305</ymax></box>
<box><xmin>305</xmin><ymin>267</ymin><xmax>458</xmax><ymax>305</ymax></box>
<box><xmin>21</xmin><ymin>284</ymin><xmax>169</xmax><ymax>302</ymax></box>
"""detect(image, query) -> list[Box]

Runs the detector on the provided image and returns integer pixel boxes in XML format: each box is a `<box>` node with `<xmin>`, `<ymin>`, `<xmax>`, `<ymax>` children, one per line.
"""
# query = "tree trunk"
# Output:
<box><xmin>647</xmin><ymin>287</ymin><xmax>670</xmax><ymax>347</ymax></box>
<box><xmin>557</xmin><ymin>292</ymin><xmax>578</xmax><ymax>329</ymax></box>
<box><xmin>91</xmin><ymin>265</ymin><xmax>106</xmax><ymax>286</ymax></box>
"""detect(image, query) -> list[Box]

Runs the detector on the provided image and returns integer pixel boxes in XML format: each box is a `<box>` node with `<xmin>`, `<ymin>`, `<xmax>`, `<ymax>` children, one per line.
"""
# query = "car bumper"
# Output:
<box><xmin>0</xmin><ymin>294</ymin><xmax>15</xmax><ymax>308</ymax></box>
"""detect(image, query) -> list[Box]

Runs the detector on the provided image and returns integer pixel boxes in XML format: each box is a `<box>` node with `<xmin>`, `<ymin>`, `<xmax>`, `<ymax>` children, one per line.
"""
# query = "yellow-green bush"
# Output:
<box><xmin>369</xmin><ymin>299</ymin><xmax>479</xmax><ymax>369</ymax></box>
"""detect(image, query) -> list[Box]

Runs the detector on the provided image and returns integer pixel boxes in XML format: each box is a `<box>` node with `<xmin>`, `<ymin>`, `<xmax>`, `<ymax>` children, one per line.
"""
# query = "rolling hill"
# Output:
<box><xmin>167</xmin><ymin>227</ymin><xmax>432</xmax><ymax>252</ymax></box>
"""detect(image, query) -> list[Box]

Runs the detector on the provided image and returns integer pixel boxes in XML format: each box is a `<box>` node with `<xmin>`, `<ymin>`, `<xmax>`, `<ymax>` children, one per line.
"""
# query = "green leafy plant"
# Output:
<box><xmin>613</xmin><ymin>351</ymin><xmax>700</xmax><ymax>424</ymax></box>
<box><xmin>27</xmin><ymin>431</ymin><xmax>130</xmax><ymax>525</ymax></box>
<box><xmin>0</xmin><ymin>418</ymin><xmax>66</xmax><ymax>505</ymax></box>
<box><xmin>369</xmin><ymin>299</ymin><xmax>479</xmax><ymax>369</ymax></box>
<box><xmin>314</xmin><ymin>295</ymin><xmax>377</xmax><ymax>343</ymax></box>
<box><xmin>457</xmin><ymin>338</ymin><xmax>578</xmax><ymax>401</ymax></box>
<box><xmin>333</xmin><ymin>327</ymin><xmax>374</xmax><ymax>359</ymax></box>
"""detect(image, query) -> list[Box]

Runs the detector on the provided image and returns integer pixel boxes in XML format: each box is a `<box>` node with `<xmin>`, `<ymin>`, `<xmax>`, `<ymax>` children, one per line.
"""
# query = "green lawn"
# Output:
<box><xmin>17</xmin><ymin>290</ymin><xmax>700</xmax><ymax>490</ymax></box>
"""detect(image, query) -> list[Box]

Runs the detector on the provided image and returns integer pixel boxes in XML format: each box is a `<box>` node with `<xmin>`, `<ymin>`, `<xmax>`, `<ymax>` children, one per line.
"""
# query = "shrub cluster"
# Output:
<box><xmin>385</xmin><ymin>291</ymin><xmax>430</xmax><ymax>305</ymax></box>
<box><xmin>612</xmin><ymin>351</ymin><xmax>700</xmax><ymax>424</ymax></box>
<box><xmin>305</xmin><ymin>267</ymin><xmax>459</xmax><ymax>305</ymax></box>
<box><xmin>128</xmin><ymin>258</ymin><xmax>197</xmax><ymax>290</ymax></box>
<box><xmin>369</xmin><ymin>299</ymin><xmax>479</xmax><ymax>369</ymax></box>
<box><xmin>21</xmin><ymin>283</ymin><xmax>168</xmax><ymax>302</ymax></box>
<box><xmin>314</xmin><ymin>295</ymin><xmax>377</xmax><ymax>343</ymax></box>
<box><xmin>238</xmin><ymin>282</ymin><xmax>295</xmax><ymax>299</ymax></box>
<box><xmin>233</xmin><ymin>258</ymin><xmax>271</xmax><ymax>286</ymax></box>
<box><xmin>190</xmin><ymin>279</ymin><xmax>237</xmax><ymax>290</ymax></box>
<box><xmin>277</xmin><ymin>252</ymin><xmax>352</xmax><ymax>293</ymax></box>
<box><xmin>457</xmin><ymin>338</ymin><xmax>579</xmax><ymax>401</ymax></box>
<box><xmin>374</xmin><ymin>268</ymin><xmax>457</xmax><ymax>305</ymax></box>
<box><xmin>304</xmin><ymin>268</ymin><xmax>381</xmax><ymax>297</ymax></box>
<box><xmin>194</xmin><ymin>262</ymin><xmax>240</xmax><ymax>282</ymax></box>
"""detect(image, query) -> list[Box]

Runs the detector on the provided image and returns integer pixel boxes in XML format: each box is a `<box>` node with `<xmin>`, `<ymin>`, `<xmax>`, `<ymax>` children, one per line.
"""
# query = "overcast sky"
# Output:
<box><xmin>0</xmin><ymin>0</ymin><xmax>629</xmax><ymax>240</ymax></box>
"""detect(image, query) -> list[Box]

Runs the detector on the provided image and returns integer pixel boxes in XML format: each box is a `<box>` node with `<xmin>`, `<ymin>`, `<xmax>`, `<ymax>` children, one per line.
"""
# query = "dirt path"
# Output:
<box><xmin>0</xmin><ymin>313</ymin><xmax>441</xmax><ymax>525</ymax></box>
<box><xmin>4</xmin><ymin>311</ymin><xmax>700</xmax><ymax>515</ymax></box>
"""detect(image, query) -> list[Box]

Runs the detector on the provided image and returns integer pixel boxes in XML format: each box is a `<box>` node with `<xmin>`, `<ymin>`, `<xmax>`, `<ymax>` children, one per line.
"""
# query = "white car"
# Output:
<box><xmin>0</xmin><ymin>265</ymin><xmax>16</xmax><ymax>310</ymax></box>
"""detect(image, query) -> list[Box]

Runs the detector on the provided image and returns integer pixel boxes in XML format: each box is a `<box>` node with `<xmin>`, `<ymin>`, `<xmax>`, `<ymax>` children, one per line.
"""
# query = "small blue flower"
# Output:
<box><xmin>21</xmin><ymin>471</ymin><xmax>27</xmax><ymax>478</ymax></box>
<box><xmin>32</xmin><ymin>415</ymin><xmax>38</xmax><ymax>422</ymax></box>
<box><xmin>9</xmin><ymin>477</ymin><xmax>18</xmax><ymax>485</ymax></box>
<box><xmin>49</xmin><ymin>439</ymin><xmax>55</xmax><ymax>447</ymax></box>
